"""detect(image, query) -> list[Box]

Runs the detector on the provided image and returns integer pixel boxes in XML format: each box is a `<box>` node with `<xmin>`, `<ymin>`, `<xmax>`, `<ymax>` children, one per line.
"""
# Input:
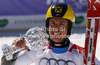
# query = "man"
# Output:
<box><xmin>1</xmin><ymin>3</ymin><xmax>100</xmax><ymax>65</ymax></box>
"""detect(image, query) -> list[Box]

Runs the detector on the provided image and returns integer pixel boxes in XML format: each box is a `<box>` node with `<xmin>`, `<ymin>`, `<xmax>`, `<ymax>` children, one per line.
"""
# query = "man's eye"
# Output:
<box><xmin>60</xmin><ymin>23</ymin><xmax>64</xmax><ymax>25</ymax></box>
<box><xmin>51</xmin><ymin>23</ymin><xmax>55</xmax><ymax>24</ymax></box>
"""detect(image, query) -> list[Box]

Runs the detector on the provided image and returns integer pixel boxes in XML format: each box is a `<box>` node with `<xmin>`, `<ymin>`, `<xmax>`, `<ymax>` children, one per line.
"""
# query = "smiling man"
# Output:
<box><xmin>1</xmin><ymin>3</ymin><xmax>100</xmax><ymax>65</ymax></box>
<box><xmin>49</xmin><ymin>18</ymin><xmax>68</xmax><ymax>42</ymax></box>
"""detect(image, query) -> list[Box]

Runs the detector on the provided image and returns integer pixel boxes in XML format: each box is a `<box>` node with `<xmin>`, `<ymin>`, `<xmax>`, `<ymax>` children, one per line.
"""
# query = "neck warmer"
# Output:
<box><xmin>48</xmin><ymin>38</ymin><xmax>70</xmax><ymax>48</ymax></box>
<box><xmin>48</xmin><ymin>38</ymin><xmax>70</xmax><ymax>53</ymax></box>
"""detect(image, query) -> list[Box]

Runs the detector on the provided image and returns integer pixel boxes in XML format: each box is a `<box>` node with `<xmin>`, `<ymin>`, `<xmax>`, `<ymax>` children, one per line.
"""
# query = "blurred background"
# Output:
<box><xmin>0</xmin><ymin>0</ymin><xmax>100</xmax><ymax>63</ymax></box>
<box><xmin>0</xmin><ymin>0</ymin><xmax>87</xmax><ymax>32</ymax></box>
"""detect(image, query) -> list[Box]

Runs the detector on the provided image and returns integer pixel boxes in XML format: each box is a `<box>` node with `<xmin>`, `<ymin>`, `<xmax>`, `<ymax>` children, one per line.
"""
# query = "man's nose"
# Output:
<box><xmin>54</xmin><ymin>25</ymin><xmax>60</xmax><ymax>31</ymax></box>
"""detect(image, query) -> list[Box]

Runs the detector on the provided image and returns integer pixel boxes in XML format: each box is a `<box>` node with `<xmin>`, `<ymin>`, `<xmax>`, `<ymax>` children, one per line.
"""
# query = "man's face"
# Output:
<box><xmin>49</xmin><ymin>18</ymin><xmax>68</xmax><ymax>43</ymax></box>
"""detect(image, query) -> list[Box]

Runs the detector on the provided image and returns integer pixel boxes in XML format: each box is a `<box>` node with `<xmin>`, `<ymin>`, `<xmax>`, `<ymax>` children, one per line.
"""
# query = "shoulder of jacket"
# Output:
<box><xmin>68</xmin><ymin>42</ymin><xmax>84</xmax><ymax>54</ymax></box>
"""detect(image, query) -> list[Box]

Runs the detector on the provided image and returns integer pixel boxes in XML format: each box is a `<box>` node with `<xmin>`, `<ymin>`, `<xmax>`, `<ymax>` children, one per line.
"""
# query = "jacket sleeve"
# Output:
<box><xmin>1</xmin><ymin>53</ymin><xmax>19</xmax><ymax>65</ymax></box>
<box><xmin>95</xmin><ymin>57</ymin><xmax>100</xmax><ymax>65</ymax></box>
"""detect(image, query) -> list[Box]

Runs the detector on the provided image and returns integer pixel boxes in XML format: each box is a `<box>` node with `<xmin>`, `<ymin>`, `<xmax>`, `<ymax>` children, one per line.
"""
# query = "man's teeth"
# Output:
<box><xmin>54</xmin><ymin>33</ymin><xmax>60</xmax><ymax>35</ymax></box>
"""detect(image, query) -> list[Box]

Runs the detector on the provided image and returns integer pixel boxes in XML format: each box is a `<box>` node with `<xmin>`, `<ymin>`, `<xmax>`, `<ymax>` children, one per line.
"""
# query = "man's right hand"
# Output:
<box><xmin>12</xmin><ymin>37</ymin><xmax>29</xmax><ymax>51</ymax></box>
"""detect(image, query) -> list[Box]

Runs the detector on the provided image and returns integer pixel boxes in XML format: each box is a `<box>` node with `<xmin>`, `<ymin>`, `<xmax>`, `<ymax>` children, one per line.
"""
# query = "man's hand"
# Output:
<box><xmin>12</xmin><ymin>37</ymin><xmax>29</xmax><ymax>51</ymax></box>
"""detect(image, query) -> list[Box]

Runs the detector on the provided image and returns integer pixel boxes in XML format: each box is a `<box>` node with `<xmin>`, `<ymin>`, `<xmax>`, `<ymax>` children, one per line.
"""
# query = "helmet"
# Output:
<box><xmin>46</xmin><ymin>3</ymin><xmax>75</xmax><ymax>36</ymax></box>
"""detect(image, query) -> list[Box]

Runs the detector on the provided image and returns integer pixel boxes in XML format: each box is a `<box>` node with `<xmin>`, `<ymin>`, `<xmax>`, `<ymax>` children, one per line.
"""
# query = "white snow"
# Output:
<box><xmin>0</xmin><ymin>27</ymin><xmax>100</xmax><ymax>64</ymax></box>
